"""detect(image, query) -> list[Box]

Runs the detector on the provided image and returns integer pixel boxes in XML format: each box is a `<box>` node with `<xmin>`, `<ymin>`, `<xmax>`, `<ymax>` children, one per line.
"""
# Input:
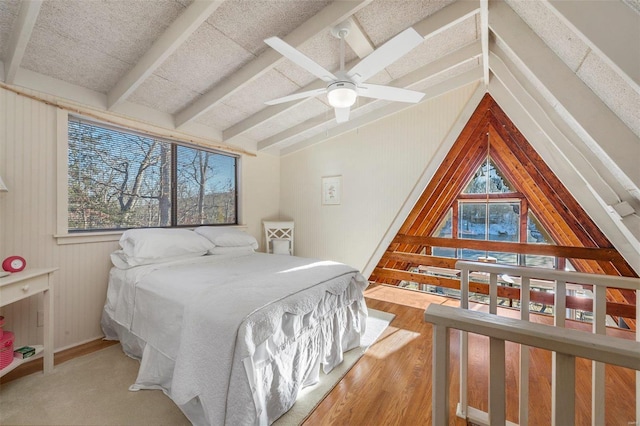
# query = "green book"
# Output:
<box><xmin>14</xmin><ymin>346</ymin><xmax>35</xmax><ymax>359</ymax></box>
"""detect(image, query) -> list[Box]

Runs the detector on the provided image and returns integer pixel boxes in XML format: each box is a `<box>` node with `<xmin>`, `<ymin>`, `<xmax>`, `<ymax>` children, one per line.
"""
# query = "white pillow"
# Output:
<box><xmin>119</xmin><ymin>228</ymin><xmax>214</xmax><ymax>260</ymax></box>
<box><xmin>110</xmin><ymin>249</ymin><xmax>207</xmax><ymax>269</ymax></box>
<box><xmin>194</xmin><ymin>227</ymin><xmax>259</xmax><ymax>250</ymax></box>
<box><xmin>209</xmin><ymin>246</ymin><xmax>255</xmax><ymax>255</ymax></box>
<box><xmin>271</xmin><ymin>239</ymin><xmax>291</xmax><ymax>255</ymax></box>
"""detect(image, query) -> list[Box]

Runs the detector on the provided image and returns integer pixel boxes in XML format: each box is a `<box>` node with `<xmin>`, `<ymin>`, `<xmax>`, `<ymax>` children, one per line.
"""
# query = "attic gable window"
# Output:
<box><xmin>67</xmin><ymin>117</ymin><xmax>237</xmax><ymax>231</ymax></box>
<box><xmin>431</xmin><ymin>156</ymin><xmax>560</xmax><ymax>269</ymax></box>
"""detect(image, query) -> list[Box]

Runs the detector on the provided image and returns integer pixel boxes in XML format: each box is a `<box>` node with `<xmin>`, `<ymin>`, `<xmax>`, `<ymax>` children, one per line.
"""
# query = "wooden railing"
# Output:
<box><xmin>444</xmin><ymin>261</ymin><xmax>640</xmax><ymax>425</ymax></box>
<box><xmin>424</xmin><ymin>304</ymin><xmax>640</xmax><ymax>425</ymax></box>
<box><xmin>373</xmin><ymin>236</ymin><xmax>637</xmax><ymax>325</ymax></box>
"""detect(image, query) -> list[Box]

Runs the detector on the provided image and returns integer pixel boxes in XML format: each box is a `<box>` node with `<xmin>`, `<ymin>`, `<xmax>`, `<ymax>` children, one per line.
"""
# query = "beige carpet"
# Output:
<box><xmin>0</xmin><ymin>309</ymin><xmax>394</xmax><ymax>426</ymax></box>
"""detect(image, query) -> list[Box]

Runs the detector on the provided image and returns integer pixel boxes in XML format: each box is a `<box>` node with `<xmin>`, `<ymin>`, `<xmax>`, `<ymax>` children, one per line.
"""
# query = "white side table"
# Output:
<box><xmin>0</xmin><ymin>267</ymin><xmax>57</xmax><ymax>377</ymax></box>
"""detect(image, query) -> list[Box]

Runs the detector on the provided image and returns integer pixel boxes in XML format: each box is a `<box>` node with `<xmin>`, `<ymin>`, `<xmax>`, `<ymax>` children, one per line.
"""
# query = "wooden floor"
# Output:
<box><xmin>304</xmin><ymin>284</ymin><xmax>637</xmax><ymax>426</ymax></box>
<box><xmin>2</xmin><ymin>285</ymin><xmax>636</xmax><ymax>425</ymax></box>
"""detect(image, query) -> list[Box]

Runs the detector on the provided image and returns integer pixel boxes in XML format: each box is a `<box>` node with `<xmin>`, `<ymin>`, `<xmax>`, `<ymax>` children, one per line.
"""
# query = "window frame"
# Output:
<box><xmin>429</xmin><ymin>156</ymin><xmax>569</xmax><ymax>270</ymax></box>
<box><xmin>56</xmin><ymin>110</ymin><xmax>241</xmax><ymax>243</ymax></box>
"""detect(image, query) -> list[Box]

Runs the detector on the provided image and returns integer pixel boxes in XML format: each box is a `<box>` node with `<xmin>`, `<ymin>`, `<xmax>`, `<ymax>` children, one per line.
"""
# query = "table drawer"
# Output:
<box><xmin>1</xmin><ymin>275</ymin><xmax>49</xmax><ymax>306</ymax></box>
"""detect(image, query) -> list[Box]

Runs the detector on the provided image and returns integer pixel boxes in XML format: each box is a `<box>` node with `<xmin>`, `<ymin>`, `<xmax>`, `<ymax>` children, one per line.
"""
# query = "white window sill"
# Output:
<box><xmin>55</xmin><ymin>231</ymin><xmax>123</xmax><ymax>245</ymax></box>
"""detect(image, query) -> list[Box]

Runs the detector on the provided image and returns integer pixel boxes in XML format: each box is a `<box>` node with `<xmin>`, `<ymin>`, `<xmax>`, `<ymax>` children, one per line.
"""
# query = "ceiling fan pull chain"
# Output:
<box><xmin>340</xmin><ymin>33</ymin><xmax>345</xmax><ymax>73</ymax></box>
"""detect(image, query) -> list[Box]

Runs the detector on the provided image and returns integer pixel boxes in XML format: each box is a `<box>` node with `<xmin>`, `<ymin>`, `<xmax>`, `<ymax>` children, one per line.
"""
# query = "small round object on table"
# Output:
<box><xmin>2</xmin><ymin>256</ymin><xmax>26</xmax><ymax>273</ymax></box>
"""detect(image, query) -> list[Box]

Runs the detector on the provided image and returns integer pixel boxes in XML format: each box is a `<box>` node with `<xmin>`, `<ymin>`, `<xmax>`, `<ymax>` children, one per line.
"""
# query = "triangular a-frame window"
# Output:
<box><xmin>371</xmin><ymin>94</ymin><xmax>636</xmax><ymax>327</ymax></box>
<box><xmin>430</xmin><ymin>154</ymin><xmax>558</xmax><ymax>268</ymax></box>
<box><xmin>462</xmin><ymin>157</ymin><xmax>515</xmax><ymax>194</ymax></box>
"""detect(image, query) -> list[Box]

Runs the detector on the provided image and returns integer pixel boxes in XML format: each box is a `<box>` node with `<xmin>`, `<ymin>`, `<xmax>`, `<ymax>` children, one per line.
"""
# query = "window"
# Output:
<box><xmin>68</xmin><ymin>117</ymin><xmax>237</xmax><ymax>231</ymax></box>
<box><xmin>431</xmin><ymin>156</ymin><xmax>564</xmax><ymax>268</ymax></box>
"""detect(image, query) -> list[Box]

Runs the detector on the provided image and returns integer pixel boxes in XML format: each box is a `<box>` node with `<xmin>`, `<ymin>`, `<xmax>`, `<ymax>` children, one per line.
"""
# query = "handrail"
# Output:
<box><xmin>455</xmin><ymin>260</ymin><xmax>640</xmax><ymax>290</ymax></box>
<box><xmin>424</xmin><ymin>305</ymin><xmax>640</xmax><ymax>368</ymax></box>
<box><xmin>453</xmin><ymin>260</ymin><xmax>640</xmax><ymax>426</ymax></box>
<box><xmin>424</xmin><ymin>304</ymin><xmax>640</xmax><ymax>425</ymax></box>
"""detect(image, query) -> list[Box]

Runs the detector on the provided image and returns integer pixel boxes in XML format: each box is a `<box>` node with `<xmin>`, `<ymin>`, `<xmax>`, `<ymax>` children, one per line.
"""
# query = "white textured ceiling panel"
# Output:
<box><xmin>355</xmin><ymin>0</ymin><xmax>455</xmax><ymax>45</ymax></box>
<box><xmin>128</xmin><ymin>74</ymin><xmax>201</xmax><ymax>115</ymax></box>
<box><xmin>153</xmin><ymin>22</ymin><xmax>254</xmax><ymax>95</ymax></box>
<box><xmin>577</xmin><ymin>52</ymin><xmax>640</xmax><ymax>138</ymax></box>
<box><xmin>222</xmin><ymin>69</ymin><xmax>302</xmax><ymax>120</ymax></box>
<box><xmin>195</xmin><ymin>101</ymin><xmax>251</xmax><ymax>131</ymax></box>
<box><xmin>385</xmin><ymin>15</ymin><xmax>478</xmax><ymax>80</ymax></box>
<box><xmin>22</xmin><ymin>26</ymin><xmax>131</xmax><ymax>93</ymax></box>
<box><xmin>505</xmin><ymin>0</ymin><xmax>589</xmax><ymax>72</ymax></box>
<box><xmin>0</xmin><ymin>0</ymin><xmax>20</xmax><ymax>59</ymax></box>
<box><xmin>246</xmin><ymin>98</ymin><xmax>330</xmax><ymax>141</ymax></box>
<box><xmin>21</xmin><ymin>0</ymin><xmax>188</xmax><ymax>92</ymax></box>
<box><xmin>210</xmin><ymin>0</ymin><xmax>331</xmax><ymax>55</ymax></box>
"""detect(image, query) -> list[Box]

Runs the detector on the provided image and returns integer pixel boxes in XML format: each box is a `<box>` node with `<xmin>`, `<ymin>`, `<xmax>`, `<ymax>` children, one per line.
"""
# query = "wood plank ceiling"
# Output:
<box><xmin>371</xmin><ymin>93</ymin><xmax>637</xmax><ymax>325</ymax></box>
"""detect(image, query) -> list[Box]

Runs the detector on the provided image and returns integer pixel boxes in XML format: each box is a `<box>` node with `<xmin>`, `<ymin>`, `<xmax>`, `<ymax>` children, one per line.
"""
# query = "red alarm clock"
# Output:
<box><xmin>2</xmin><ymin>256</ymin><xmax>26</xmax><ymax>273</ymax></box>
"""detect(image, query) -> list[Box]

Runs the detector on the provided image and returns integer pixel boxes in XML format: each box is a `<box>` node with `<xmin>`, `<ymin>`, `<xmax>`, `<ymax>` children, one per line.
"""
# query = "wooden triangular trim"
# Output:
<box><xmin>371</xmin><ymin>93</ymin><xmax>636</xmax><ymax>284</ymax></box>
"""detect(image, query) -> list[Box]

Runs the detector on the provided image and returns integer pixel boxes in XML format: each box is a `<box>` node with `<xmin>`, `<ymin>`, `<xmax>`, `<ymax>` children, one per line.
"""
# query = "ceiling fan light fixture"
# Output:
<box><xmin>327</xmin><ymin>81</ymin><xmax>357</xmax><ymax>108</ymax></box>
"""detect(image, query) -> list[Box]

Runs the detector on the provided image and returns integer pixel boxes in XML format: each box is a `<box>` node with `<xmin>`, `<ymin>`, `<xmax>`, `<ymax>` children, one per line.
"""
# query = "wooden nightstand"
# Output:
<box><xmin>0</xmin><ymin>267</ymin><xmax>57</xmax><ymax>377</ymax></box>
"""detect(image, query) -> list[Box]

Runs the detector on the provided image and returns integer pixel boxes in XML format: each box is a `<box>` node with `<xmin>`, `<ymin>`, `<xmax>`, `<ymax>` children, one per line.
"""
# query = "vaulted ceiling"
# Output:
<box><xmin>0</xmin><ymin>0</ymin><xmax>636</xmax><ymax>154</ymax></box>
<box><xmin>1</xmin><ymin>0</ymin><xmax>639</xmax><ymax>268</ymax></box>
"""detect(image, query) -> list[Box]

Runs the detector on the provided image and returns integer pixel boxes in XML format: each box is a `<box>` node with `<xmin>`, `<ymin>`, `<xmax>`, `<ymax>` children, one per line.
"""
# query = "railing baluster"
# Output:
<box><xmin>432</xmin><ymin>324</ymin><xmax>450</xmax><ymax>426</ymax></box>
<box><xmin>489</xmin><ymin>337</ymin><xmax>506</xmax><ymax>425</ymax></box>
<box><xmin>520</xmin><ymin>276</ymin><xmax>530</xmax><ymax>426</ymax></box>
<box><xmin>553</xmin><ymin>353</ymin><xmax>576</xmax><ymax>426</ymax></box>
<box><xmin>459</xmin><ymin>266</ymin><xmax>469</xmax><ymax>418</ymax></box>
<box><xmin>489</xmin><ymin>272</ymin><xmax>498</xmax><ymax>314</ymax></box>
<box><xmin>551</xmin><ymin>279</ymin><xmax>567</xmax><ymax>422</ymax></box>
<box><xmin>449</xmin><ymin>261</ymin><xmax>640</xmax><ymax>425</ymax></box>
<box><xmin>554</xmin><ymin>280</ymin><xmax>566</xmax><ymax>327</ymax></box>
<box><xmin>592</xmin><ymin>285</ymin><xmax>606</xmax><ymax>426</ymax></box>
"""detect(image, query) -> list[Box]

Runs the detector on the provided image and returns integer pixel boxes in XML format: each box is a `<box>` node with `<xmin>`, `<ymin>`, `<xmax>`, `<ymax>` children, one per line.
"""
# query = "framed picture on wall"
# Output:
<box><xmin>321</xmin><ymin>175</ymin><xmax>342</xmax><ymax>205</ymax></box>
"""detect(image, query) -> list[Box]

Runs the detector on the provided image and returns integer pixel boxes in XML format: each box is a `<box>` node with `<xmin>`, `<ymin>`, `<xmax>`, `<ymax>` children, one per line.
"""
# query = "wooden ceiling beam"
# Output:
<box><xmin>278</xmin><ymin>66</ymin><xmax>482</xmax><ymax>155</ymax></box>
<box><xmin>227</xmin><ymin>0</ymin><xmax>480</xmax><ymax>144</ymax></box>
<box><xmin>3</xmin><ymin>0</ymin><xmax>42</xmax><ymax>84</ymax></box>
<box><xmin>489</xmin><ymin>0</ymin><xmax>639</xmax><ymax>198</ymax></box>
<box><xmin>228</xmin><ymin>36</ymin><xmax>482</xmax><ymax>146</ymax></box>
<box><xmin>174</xmin><ymin>0</ymin><xmax>373</xmax><ymax>128</ymax></box>
<box><xmin>107</xmin><ymin>0</ymin><xmax>225</xmax><ymax>110</ymax></box>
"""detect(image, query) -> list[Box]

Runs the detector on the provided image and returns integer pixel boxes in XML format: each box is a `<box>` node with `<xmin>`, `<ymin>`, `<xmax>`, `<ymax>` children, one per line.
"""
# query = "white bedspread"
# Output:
<box><xmin>102</xmin><ymin>252</ymin><xmax>368</xmax><ymax>425</ymax></box>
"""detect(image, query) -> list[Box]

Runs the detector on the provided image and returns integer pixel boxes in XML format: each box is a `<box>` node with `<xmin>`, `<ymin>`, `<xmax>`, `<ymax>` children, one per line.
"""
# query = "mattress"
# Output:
<box><xmin>101</xmin><ymin>252</ymin><xmax>368</xmax><ymax>425</ymax></box>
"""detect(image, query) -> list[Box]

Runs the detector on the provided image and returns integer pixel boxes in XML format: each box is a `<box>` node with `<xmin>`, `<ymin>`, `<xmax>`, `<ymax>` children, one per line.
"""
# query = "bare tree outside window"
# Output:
<box><xmin>68</xmin><ymin>118</ymin><xmax>237</xmax><ymax>231</ymax></box>
<box><xmin>176</xmin><ymin>146</ymin><xmax>236</xmax><ymax>226</ymax></box>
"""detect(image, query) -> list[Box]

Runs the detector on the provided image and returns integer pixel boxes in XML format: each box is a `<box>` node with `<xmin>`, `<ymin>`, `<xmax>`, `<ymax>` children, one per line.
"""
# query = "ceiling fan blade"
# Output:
<box><xmin>347</xmin><ymin>27</ymin><xmax>424</xmax><ymax>83</ymax></box>
<box><xmin>335</xmin><ymin>107</ymin><xmax>350</xmax><ymax>123</ymax></box>
<box><xmin>264</xmin><ymin>88</ymin><xmax>326</xmax><ymax>105</ymax></box>
<box><xmin>357</xmin><ymin>83</ymin><xmax>425</xmax><ymax>103</ymax></box>
<box><xmin>265</xmin><ymin>37</ymin><xmax>337</xmax><ymax>83</ymax></box>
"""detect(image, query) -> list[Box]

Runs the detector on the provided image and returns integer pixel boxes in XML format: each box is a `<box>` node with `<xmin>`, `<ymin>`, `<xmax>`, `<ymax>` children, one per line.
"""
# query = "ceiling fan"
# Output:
<box><xmin>264</xmin><ymin>22</ymin><xmax>426</xmax><ymax>123</ymax></box>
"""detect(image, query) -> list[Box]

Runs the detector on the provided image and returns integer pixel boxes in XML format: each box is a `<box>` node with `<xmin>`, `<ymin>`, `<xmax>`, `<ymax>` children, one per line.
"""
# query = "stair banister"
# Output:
<box><xmin>455</xmin><ymin>260</ymin><xmax>639</xmax><ymax>425</ymax></box>
<box><xmin>425</xmin><ymin>304</ymin><xmax>640</xmax><ymax>426</ymax></box>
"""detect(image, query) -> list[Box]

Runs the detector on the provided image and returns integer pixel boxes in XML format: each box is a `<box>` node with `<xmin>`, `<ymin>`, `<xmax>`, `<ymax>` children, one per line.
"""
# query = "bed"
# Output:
<box><xmin>100</xmin><ymin>227</ymin><xmax>368</xmax><ymax>426</ymax></box>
